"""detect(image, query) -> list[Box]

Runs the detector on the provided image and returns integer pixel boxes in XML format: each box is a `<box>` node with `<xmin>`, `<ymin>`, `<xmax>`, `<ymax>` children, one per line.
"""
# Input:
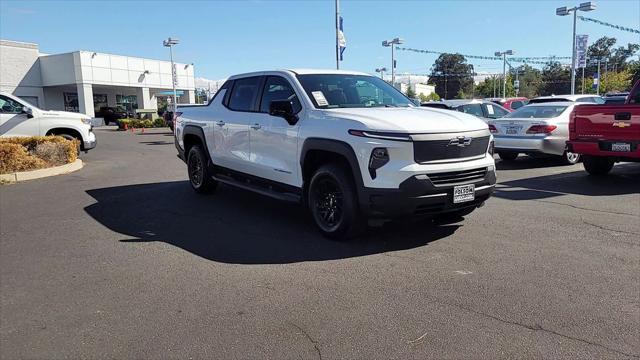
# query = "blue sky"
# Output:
<box><xmin>1</xmin><ymin>0</ymin><xmax>638</xmax><ymax>80</ymax></box>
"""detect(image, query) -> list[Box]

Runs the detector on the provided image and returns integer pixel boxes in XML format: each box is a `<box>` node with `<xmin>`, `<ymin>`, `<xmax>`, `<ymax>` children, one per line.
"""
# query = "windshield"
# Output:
<box><xmin>297</xmin><ymin>74</ymin><xmax>413</xmax><ymax>108</ymax></box>
<box><xmin>503</xmin><ymin>105</ymin><xmax>568</xmax><ymax>119</ymax></box>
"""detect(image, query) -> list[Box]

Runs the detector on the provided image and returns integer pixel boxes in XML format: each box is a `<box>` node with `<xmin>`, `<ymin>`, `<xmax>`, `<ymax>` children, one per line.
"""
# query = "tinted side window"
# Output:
<box><xmin>259</xmin><ymin>76</ymin><xmax>301</xmax><ymax>113</ymax></box>
<box><xmin>228</xmin><ymin>77</ymin><xmax>261</xmax><ymax>112</ymax></box>
<box><xmin>576</xmin><ymin>97</ymin><xmax>596</xmax><ymax>103</ymax></box>
<box><xmin>630</xmin><ymin>86</ymin><xmax>640</xmax><ymax>105</ymax></box>
<box><xmin>0</xmin><ymin>96</ymin><xmax>24</xmax><ymax>114</ymax></box>
<box><xmin>511</xmin><ymin>101</ymin><xmax>523</xmax><ymax>109</ymax></box>
<box><xmin>458</xmin><ymin>104</ymin><xmax>484</xmax><ymax>117</ymax></box>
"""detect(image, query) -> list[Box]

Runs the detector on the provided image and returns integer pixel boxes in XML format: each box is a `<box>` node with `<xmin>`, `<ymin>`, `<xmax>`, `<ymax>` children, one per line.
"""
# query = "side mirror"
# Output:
<box><xmin>22</xmin><ymin>107</ymin><xmax>34</xmax><ymax>118</ymax></box>
<box><xmin>269</xmin><ymin>100</ymin><xmax>298</xmax><ymax>125</ymax></box>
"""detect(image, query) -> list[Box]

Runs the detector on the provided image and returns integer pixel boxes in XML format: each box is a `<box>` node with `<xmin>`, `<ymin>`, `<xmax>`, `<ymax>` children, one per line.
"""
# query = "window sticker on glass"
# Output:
<box><xmin>486</xmin><ymin>104</ymin><xmax>495</xmax><ymax>115</ymax></box>
<box><xmin>312</xmin><ymin>91</ymin><xmax>329</xmax><ymax>107</ymax></box>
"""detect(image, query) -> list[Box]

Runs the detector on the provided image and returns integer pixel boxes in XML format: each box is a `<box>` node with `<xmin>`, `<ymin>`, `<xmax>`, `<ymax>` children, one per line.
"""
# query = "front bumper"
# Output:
<box><xmin>359</xmin><ymin>168</ymin><xmax>496</xmax><ymax>218</ymax></box>
<box><xmin>494</xmin><ymin>135</ymin><xmax>565</xmax><ymax>156</ymax></box>
<box><xmin>83</xmin><ymin>132</ymin><xmax>97</xmax><ymax>151</ymax></box>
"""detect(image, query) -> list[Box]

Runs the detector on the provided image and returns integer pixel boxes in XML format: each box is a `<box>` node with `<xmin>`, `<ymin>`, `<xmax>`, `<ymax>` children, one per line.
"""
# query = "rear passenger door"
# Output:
<box><xmin>249</xmin><ymin>75</ymin><xmax>302</xmax><ymax>186</ymax></box>
<box><xmin>215</xmin><ymin>76</ymin><xmax>262</xmax><ymax>174</ymax></box>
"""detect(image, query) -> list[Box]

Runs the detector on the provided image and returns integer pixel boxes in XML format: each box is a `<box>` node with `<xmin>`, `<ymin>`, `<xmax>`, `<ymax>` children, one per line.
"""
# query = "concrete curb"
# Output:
<box><xmin>0</xmin><ymin>159</ymin><xmax>83</xmax><ymax>183</ymax></box>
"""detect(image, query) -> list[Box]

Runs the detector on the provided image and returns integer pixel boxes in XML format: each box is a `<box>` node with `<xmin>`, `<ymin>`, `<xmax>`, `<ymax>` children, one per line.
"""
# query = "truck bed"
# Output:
<box><xmin>568</xmin><ymin>104</ymin><xmax>640</xmax><ymax>160</ymax></box>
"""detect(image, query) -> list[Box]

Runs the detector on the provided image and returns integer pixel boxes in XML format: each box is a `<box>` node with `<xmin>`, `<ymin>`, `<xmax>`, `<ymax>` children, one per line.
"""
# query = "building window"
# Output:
<box><xmin>116</xmin><ymin>95</ymin><xmax>138</xmax><ymax>113</ymax></box>
<box><xmin>93</xmin><ymin>94</ymin><xmax>108</xmax><ymax>112</ymax></box>
<box><xmin>64</xmin><ymin>92</ymin><xmax>79</xmax><ymax>112</ymax></box>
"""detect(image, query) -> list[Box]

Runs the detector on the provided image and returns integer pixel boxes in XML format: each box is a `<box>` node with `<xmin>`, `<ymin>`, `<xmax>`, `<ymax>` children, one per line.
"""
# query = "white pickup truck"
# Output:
<box><xmin>0</xmin><ymin>92</ymin><xmax>96</xmax><ymax>151</ymax></box>
<box><xmin>175</xmin><ymin>69</ymin><xmax>496</xmax><ymax>239</ymax></box>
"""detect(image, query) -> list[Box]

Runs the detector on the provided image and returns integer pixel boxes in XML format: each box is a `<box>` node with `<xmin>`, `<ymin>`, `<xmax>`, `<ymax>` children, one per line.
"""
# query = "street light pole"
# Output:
<box><xmin>495</xmin><ymin>50</ymin><xmax>514</xmax><ymax>99</ymax></box>
<box><xmin>163</xmin><ymin>37</ymin><xmax>180</xmax><ymax>114</ymax></box>
<box><xmin>556</xmin><ymin>2</ymin><xmax>596</xmax><ymax>95</ymax></box>
<box><xmin>382</xmin><ymin>37</ymin><xmax>404</xmax><ymax>86</ymax></box>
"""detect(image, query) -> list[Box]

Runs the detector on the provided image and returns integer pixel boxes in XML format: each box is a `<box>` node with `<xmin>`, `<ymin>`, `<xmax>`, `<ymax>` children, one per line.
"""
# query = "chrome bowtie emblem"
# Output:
<box><xmin>448</xmin><ymin>136</ymin><xmax>472</xmax><ymax>147</ymax></box>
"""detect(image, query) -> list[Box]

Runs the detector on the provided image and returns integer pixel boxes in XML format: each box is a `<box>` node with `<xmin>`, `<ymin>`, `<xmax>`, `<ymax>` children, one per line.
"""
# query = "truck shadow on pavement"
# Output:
<box><xmin>494</xmin><ymin>163</ymin><xmax>640</xmax><ymax>201</ymax></box>
<box><xmin>84</xmin><ymin>181</ymin><xmax>458</xmax><ymax>264</ymax></box>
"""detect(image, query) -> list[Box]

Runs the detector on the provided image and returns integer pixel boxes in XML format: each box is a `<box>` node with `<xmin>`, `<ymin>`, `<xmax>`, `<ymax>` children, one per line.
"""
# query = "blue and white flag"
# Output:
<box><xmin>339</xmin><ymin>16</ymin><xmax>346</xmax><ymax>61</ymax></box>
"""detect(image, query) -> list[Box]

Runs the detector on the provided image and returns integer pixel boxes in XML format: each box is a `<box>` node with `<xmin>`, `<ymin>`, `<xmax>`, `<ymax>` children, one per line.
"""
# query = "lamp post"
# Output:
<box><xmin>382</xmin><ymin>37</ymin><xmax>404</xmax><ymax>86</ymax></box>
<box><xmin>494</xmin><ymin>50</ymin><xmax>514</xmax><ymax>99</ymax></box>
<box><xmin>163</xmin><ymin>37</ymin><xmax>179</xmax><ymax>113</ymax></box>
<box><xmin>375</xmin><ymin>67</ymin><xmax>387</xmax><ymax>80</ymax></box>
<box><xmin>556</xmin><ymin>2</ymin><xmax>596</xmax><ymax>95</ymax></box>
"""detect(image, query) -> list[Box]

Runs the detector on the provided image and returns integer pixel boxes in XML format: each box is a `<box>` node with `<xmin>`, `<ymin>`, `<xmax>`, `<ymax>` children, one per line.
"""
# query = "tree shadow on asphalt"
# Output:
<box><xmin>84</xmin><ymin>181</ymin><xmax>459</xmax><ymax>264</ymax></box>
<box><xmin>494</xmin><ymin>162</ymin><xmax>640</xmax><ymax>201</ymax></box>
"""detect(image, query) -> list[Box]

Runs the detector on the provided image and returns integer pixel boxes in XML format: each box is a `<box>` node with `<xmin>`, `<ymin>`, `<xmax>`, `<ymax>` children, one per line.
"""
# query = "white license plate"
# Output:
<box><xmin>505</xmin><ymin>126</ymin><xmax>521</xmax><ymax>135</ymax></box>
<box><xmin>611</xmin><ymin>142</ymin><xmax>631</xmax><ymax>152</ymax></box>
<box><xmin>453</xmin><ymin>184</ymin><xmax>475</xmax><ymax>204</ymax></box>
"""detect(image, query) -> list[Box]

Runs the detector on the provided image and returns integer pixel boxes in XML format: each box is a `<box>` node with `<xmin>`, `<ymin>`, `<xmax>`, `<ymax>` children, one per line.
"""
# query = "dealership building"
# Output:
<box><xmin>0</xmin><ymin>39</ymin><xmax>196</xmax><ymax>118</ymax></box>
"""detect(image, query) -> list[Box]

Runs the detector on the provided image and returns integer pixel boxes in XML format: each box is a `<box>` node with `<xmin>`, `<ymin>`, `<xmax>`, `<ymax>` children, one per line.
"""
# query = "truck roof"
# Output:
<box><xmin>227</xmin><ymin>69</ymin><xmax>370</xmax><ymax>80</ymax></box>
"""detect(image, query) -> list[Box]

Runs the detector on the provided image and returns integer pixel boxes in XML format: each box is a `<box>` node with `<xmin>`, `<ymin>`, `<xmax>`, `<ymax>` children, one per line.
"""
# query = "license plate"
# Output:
<box><xmin>611</xmin><ymin>142</ymin><xmax>631</xmax><ymax>152</ymax></box>
<box><xmin>506</xmin><ymin>128</ymin><xmax>518</xmax><ymax>135</ymax></box>
<box><xmin>453</xmin><ymin>184</ymin><xmax>475</xmax><ymax>204</ymax></box>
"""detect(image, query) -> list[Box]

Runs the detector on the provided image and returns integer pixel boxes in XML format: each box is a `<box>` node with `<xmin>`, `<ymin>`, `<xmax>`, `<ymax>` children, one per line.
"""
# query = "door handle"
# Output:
<box><xmin>216</xmin><ymin>120</ymin><xmax>225</xmax><ymax>127</ymax></box>
<box><xmin>614</xmin><ymin>112</ymin><xmax>631</xmax><ymax>121</ymax></box>
<box><xmin>251</xmin><ymin>123</ymin><xmax>261</xmax><ymax>130</ymax></box>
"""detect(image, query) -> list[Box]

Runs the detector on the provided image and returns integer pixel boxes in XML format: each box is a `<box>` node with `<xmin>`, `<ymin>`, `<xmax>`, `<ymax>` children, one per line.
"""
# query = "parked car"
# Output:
<box><xmin>566</xmin><ymin>80</ymin><xmax>640</xmax><ymax>175</ymax></box>
<box><xmin>602</xmin><ymin>92</ymin><xmax>629</xmax><ymax>105</ymax></box>
<box><xmin>528</xmin><ymin>94</ymin><xmax>604</xmax><ymax>104</ymax></box>
<box><xmin>96</xmin><ymin>106</ymin><xmax>133</xmax><ymax>125</ymax></box>
<box><xmin>422</xmin><ymin>99</ymin><xmax>510</xmax><ymax>122</ymax></box>
<box><xmin>0</xmin><ymin>92</ymin><xmax>96</xmax><ymax>151</ymax></box>
<box><xmin>485</xmin><ymin>97</ymin><xmax>529</xmax><ymax>111</ymax></box>
<box><xmin>488</xmin><ymin>102</ymin><xmax>584</xmax><ymax>164</ymax></box>
<box><xmin>175</xmin><ymin>69</ymin><xmax>496</xmax><ymax>239</ymax></box>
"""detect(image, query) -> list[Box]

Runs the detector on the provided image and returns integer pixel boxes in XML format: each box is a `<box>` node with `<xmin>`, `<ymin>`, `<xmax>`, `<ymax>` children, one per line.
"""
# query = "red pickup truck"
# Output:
<box><xmin>567</xmin><ymin>80</ymin><xmax>640</xmax><ymax>175</ymax></box>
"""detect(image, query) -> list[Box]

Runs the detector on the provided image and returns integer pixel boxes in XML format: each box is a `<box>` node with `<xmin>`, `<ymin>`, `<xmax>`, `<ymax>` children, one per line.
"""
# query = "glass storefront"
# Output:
<box><xmin>93</xmin><ymin>94</ymin><xmax>108</xmax><ymax>112</ymax></box>
<box><xmin>63</xmin><ymin>92</ymin><xmax>79</xmax><ymax>112</ymax></box>
<box><xmin>116</xmin><ymin>95</ymin><xmax>138</xmax><ymax>113</ymax></box>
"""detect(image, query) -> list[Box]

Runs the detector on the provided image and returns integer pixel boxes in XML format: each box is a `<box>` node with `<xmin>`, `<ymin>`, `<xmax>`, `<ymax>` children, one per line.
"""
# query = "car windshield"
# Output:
<box><xmin>503</xmin><ymin>105</ymin><xmax>568</xmax><ymax>119</ymax></box>
<box><xmin>297</xmin><ymin>74</ymin><xmax>413</xmax><ymax>108</ymax></box>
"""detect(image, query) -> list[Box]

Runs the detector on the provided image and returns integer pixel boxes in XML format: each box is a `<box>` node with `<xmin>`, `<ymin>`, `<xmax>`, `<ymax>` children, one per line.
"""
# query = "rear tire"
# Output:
<box><xmin>582</xmin><ymin>155</ymin><xmax>614</xmax><ymax>176</ymax></box>
<box><xmin>561</xmin><ymin>151</ymin><xmax>581</xmax><ymax>165</ymax></box>
<box><xmin>308</xmin><ymin>163</ymin><xmax>364</xmax><ymax>240</ymax></box>
<box><xmin>498</xmin><ymin>151</ymin><xmax>519</xmax><ymax>161</ymax></box>
<box><xmin>187</xmin><ymin>145</ymin><xmax>217</xmax><ymax>193</ymax></box>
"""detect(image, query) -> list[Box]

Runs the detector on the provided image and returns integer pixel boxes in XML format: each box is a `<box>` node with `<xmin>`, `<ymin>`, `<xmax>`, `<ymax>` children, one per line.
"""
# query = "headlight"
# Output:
<box><xmin>81</xmin><ymin>117</ymin><xmax>92</xmax><ymax>125</ymax></box>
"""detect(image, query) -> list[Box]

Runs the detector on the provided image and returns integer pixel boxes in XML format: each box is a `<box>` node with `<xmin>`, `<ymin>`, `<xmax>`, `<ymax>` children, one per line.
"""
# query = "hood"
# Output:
<box><xmin>40</xmin><ymin>110</ymin><xmax>91</xmax><ymax>120</ymax></box>
<box><xmin>323</xmin><ymin>107</ymin><xmax>488</xmax><ymax>133</ymax></box>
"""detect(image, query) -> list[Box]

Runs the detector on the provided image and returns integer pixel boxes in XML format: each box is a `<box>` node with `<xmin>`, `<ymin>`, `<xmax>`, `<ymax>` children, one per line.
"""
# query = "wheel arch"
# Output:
<box><xmin>300</xmin><ymin>138</ymin><xmax>364</xmax><ymax>192</ymax></box>
<box><xmin>182</xmin><ymin>125</ymin><xmax>209</xmax><ymax>162</ymax></box>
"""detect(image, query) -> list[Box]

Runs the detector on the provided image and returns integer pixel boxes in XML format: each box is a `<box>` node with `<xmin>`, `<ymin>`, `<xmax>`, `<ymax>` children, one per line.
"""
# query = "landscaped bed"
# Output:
<box><xmin>118</xmin><ymin>118</ymin><xmax>167</xmax><ymax>130</ymax></box>
<box><xmin>0</xmin><ymin>136</ymin><xmax>79</xmax><ymax>175</ymax></box>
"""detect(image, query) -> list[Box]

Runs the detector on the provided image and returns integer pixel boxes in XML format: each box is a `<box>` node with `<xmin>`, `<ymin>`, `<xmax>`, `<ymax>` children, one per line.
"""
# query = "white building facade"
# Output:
<box><xmin>0</xmin><ymin>39</ymin><xmax>196</xmax><ymax>117</ymax></box>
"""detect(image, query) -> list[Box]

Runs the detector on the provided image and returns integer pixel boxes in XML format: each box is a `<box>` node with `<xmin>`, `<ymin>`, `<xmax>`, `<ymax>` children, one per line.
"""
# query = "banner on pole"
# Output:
<box><xmin>576</xmin><ymin>35</ymin><xmax>589</xmax><ymax>69</ymax></box>
<box><xmin>338</xmin><ymin>16</ymin><xmax>346</xmax><ymax>61</ymax></box>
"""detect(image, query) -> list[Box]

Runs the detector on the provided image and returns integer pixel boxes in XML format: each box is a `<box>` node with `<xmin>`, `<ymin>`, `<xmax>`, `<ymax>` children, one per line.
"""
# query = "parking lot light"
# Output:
<box><xmin>163</xmin><ymin>37</ymin><xmax>180</xmax><ymax>113</ymax></box>
<box><xmin>495</xmin><ymin>50</ymin><xmax>514</xmax><ymax>99</ymax></box>
<box><xmin>382</xmin><ymin>37</ymin><xmax>404</xmax><ymax>85</ymax></box>
<box><xmin>375</xmin><ymin>67</ymin><xmax>387</xmax><ymax>79</ymax></box>
<box><xmin>556</xmin><ymin>2</ymin><xmax>596</xmax><ymax>95</ymax></box>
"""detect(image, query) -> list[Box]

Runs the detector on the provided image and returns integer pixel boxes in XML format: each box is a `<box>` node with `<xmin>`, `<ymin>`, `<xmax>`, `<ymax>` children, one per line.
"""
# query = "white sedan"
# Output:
<box><xmin>488</xmin><ymin>102</ymin><xmax>584</xmax><ymax>164</ymax></box>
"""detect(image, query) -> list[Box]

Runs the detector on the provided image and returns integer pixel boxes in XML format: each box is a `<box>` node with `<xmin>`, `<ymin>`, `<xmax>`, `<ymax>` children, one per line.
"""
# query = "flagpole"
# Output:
<box><xmin>335</xmin><ymin>0</ymin><xmax>340</xmax><ymax>69</ymax></box>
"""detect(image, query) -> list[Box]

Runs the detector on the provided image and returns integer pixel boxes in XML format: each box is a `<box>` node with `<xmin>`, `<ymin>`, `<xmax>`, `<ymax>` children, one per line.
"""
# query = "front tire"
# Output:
<box><xmin>561</xmin><ymin>151</ymin><xmax>581</xmax><ymax>165</ymax></box>
<box><xmin>582</xmin><ymin>155</ymin><xmax>614</xmax><ymax>176</ymax></box>
<box><xmin>498</xmin><ymin>151</ymin><xmax>519</xmax><ymax>161</ymax></box>
<box><xmin>308</xmin><ymin>163</ymin><xmax>364</xmax><ymax>240</ymax></box>
<box><xmin>187</xmin><ymin>145</ymin><xmax>217</xmax><ymax>193</ymax></box>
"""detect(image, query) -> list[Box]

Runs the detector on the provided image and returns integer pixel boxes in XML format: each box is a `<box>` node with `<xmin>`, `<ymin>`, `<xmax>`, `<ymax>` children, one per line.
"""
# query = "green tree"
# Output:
<box><xmin>583</xmin><ymin>70</ymin><xmax>632</xmax><ymax>94</ymax></box>
<box><xmin>428</xmin><ymin>54</ymin><xmax>474</xmax><ymax>100</ymax></box>
<box><xmin>405</xmin><ymin>85</ymin><xmax>416</xmax><ymax>98</ymax></box>
<box><xmin>419</xmin><ymin>92</ymin><xmax>440</xmax><ymax>102</ymax></box>
<box><xmin>539</xmin><ymin>61</ymin><xmax>571</xmax><ymax>96</ymax></box>
<box><xmin>628</xmin><ymin>61</ymin><xmax>640</xmax><ymax>86</ymax></box>
<box><xmin>514</xmin><ymin>65</ymin><xmax>542</xmax><ymax>98</ymax></box>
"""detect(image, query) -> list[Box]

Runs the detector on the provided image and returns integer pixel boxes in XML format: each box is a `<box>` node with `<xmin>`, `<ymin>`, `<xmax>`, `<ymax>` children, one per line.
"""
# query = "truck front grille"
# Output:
<box><xmin>427</xmin><ymin>167</ymin><xmax>488</xmax><ymax>186</ymax></box>
<box><xmin>414</xmin><ymin>136</ymin><xmax>490</xmax><ymax>163</ymax></box>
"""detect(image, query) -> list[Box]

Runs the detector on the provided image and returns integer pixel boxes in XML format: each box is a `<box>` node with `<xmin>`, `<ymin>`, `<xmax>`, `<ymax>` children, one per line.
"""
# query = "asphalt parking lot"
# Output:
<box><xmin>1</xmin><ymin>127</ymin><xmax>639</xmax><ymax>359</ymax></box>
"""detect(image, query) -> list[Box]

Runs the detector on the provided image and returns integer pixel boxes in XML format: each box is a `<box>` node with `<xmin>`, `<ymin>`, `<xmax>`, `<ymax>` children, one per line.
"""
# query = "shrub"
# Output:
<box><xmin>0</xmin><ymin>136</ymin><xmax>78</xmax><ymax>174</ymax></box>
<box><xmin>153</xmin><ymin>118</ymin><xmax>167</xmax><ymax>128</ymax></box>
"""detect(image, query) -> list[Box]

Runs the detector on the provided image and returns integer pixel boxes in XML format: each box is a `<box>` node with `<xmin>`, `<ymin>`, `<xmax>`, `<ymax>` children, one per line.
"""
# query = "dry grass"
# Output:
<box><xmin>0</xmin><ymin>136</ymin><xmax>79</xmax><ymax>174</ymax></box>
